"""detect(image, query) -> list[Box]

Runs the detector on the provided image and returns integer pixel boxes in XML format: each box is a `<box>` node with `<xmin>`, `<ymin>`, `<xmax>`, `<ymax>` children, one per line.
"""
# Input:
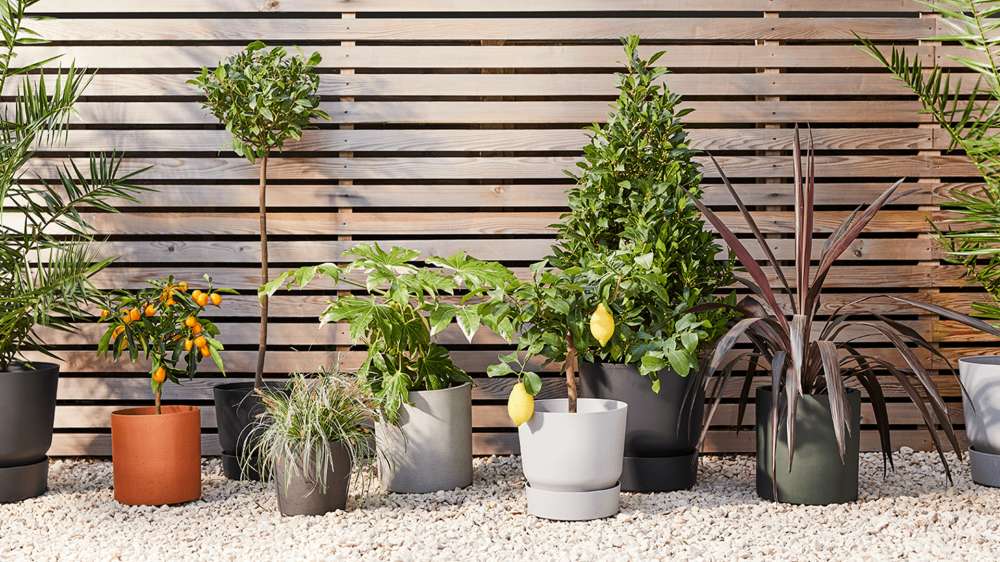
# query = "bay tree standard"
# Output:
<box><xmin>190</xmin><ymin>41</ymin><xmax>329</xmax><ymax>480</ymax></box>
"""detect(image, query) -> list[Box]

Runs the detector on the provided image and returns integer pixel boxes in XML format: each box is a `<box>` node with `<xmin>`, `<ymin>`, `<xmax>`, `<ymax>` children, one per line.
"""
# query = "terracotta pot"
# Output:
<box><xmin>111</xmin><ymin>405</ymin><xmax>201</xmax><ymax>506</ymax></box>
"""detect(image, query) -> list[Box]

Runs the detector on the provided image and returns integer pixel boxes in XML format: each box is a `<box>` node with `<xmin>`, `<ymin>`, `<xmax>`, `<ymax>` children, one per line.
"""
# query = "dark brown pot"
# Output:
<box><xmin>111</xmin><ymin>405</ymin><xmax>201</xmax><ymax>506</ymax></box>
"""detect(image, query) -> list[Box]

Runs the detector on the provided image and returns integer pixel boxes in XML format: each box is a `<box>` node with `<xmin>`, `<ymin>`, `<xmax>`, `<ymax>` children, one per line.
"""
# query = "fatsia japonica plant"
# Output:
<box><xmin>0</xmin><ymin>0</ymin><xmax>145</xmax><ymax>371</ymax></box>
<box><xmin>694</xmin><ymin>126</ymin><xmax>1000</xmax><ymax>484</ymax></box>
<box><xmin>190</xmin><ymin>41</ymin><xmax>328</xmax><ymax>389</ymax></box>
<box><xmin>858</xmin><ymin>1</ymin><xmax>1000</xmax><ymax>320</ymax></box>
<box><xmin>260</xmin><ymin>244</ymin><xmax>514</xmax><ymax>424</ymax></box>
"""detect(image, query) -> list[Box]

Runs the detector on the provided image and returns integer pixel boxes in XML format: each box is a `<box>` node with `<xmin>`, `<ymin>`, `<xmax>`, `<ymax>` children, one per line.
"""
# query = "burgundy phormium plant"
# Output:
<box><xmin>691</xmin><ymin>125</ymin><xmax>1000</xmax><ymax>485</ymax></box>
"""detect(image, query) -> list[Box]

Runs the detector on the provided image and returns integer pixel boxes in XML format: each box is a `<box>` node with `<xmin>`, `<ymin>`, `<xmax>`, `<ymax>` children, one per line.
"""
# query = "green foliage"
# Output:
<box><xmin>0</xmin><ymin>0</ymin><xmax>146</xmax><ymax>370</ymax></box>
<box><xmin>261</xmin><ymin>244</ymin><xmax>514</xmax><ymax>424</ymax></box>
<box><xmin>96</xmin><ymin>276</ymin><xmax>237</xmax><ymax>399</ymax></box>
<box><xmin>245</xmin><ymin>368</ymin><xmax>379</xmax><ymax>496</ymax></box>
<box><xmin>859</xmin><ymin>1</ymin><xmax>1000</xmax><ymax>320</ymax></box>
<box><xmin>189</xmin><ymin>41</ymin><xmax>328</xmax><ymax>162</ymax></box>
<box><xmin>473</xmin><ymin>36</ymin><xmax>734</xmax><ymax>393</ymax></box>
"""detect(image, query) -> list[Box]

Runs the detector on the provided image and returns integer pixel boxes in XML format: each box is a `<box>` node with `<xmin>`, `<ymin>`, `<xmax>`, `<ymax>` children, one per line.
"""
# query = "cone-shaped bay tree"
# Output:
<box><xmin>473</xmin><ymin>36</ymin><xmax>734</xmax><ymax>416</ymax></box>
<box><xmin>190</xmin><ymin>42</ymin><xmax>328</xmax><ymax>387</ymax></box>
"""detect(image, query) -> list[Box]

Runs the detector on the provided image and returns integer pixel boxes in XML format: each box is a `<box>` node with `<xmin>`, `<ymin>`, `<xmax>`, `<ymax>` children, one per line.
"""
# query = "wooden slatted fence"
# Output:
<box><xmin>16</xmin><ymin>0</ymin><xmax>993</xmax><ymax>456</ymax></box>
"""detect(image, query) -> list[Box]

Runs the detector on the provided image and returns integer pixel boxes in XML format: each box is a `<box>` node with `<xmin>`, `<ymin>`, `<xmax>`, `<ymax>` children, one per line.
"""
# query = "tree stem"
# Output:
<box><xmin>255</xmin><ymin>153</ymin><xmax>269</xmax><ymax>389</ymax></box>
<box><xmin>565</xmin><ymin>332</ymin><xmax>578</xmax><ymax>414</ymax></box>
<box><xmin>154</xmin><ymin>387</ymin><xmax>161</xmax><ymax>415</ymax></box>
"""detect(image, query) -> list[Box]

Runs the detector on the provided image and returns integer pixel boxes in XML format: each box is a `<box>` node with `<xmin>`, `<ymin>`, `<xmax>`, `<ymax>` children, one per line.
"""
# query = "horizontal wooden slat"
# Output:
<box><xmin>47</xmin><ymin>128</ymin><xmax>941</xmax><ymax>153</ymax></box>
<box><xmin>31</xmin><ymin>18</ymin><xmax>934</xmax><ymax>42</ymax></box>
<box><xmin>8</xmin><ymin>73</ymin><xmax>947</xmax><ymax>98</ymax></box>
<box><xmin>49</xmin><ymin>101</ymin><xmax>935</xmax><ymax>125</ymax></box>
<box><xmin>20</xmin><ymin>45</ymin><xmax>934</xmax><ymax>70</ymax></box>
<box><xmin>28</xmin><ymin>1</ymin><xmax>926</xmax><ymax>14</ymax></box>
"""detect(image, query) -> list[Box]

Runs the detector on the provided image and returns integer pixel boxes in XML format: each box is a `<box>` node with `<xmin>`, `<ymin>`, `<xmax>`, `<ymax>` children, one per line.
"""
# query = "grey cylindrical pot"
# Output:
<box><xmin>579</xmin><ymin>361</ymin><xmax>703</xmax><ymax>492</ymax></box>
<box><xmin>375</xmin><ymin>382</ymin><xmax>472</xmax><ymax>493</ymax></box>
<box><xmin>756</xmin><ymin>386</ymin><xmax>861</xmax><ymax>505</ymax></box>
<box><xmin>958</xmin><ymin>356</ymin><xmax>1000</xmax><ymax>487</ymax></box>
<box><xmin>274</xmin><ymin>442</ymin><xmax>352</xmax><ymax>516</ymax></box>
<box><xmin>519</xmin><ymin>398</ymin><xmax>627</xmax><ymax>521</ymax></box>
<box><xmin>0</xmin><ymin>362</ymin><xmax>58</xmax><ymax>503</ymax></box>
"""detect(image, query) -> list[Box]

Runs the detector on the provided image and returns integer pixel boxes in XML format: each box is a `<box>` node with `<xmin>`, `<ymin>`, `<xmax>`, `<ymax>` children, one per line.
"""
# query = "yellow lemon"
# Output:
<box><xmin>507</xmin><ymin>382</ymin><xmax>534</xmax><ymax>427</ymax></box>
<box><xmin>590</xmin><ymin>303</ymin><xmax>615</xmax><ymax>347</ymax></box>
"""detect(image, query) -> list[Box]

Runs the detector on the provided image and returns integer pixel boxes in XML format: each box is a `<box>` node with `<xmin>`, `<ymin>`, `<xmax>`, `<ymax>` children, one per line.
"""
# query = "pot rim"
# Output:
<box><xmin>959</xmin><ymin>356</ymin><xmax>1000</xmax><ymax>367</ymax></box>
<box><xmin>0</xmin><ymin>361</ymin><xmax>59</xmax><ymax>374</ymax></box>
<box><xmin>532</xmin><ymin>398</ymin><xmax>628</xmax><ymax>417</ymax></box>
<box><xmin>407</xmin><ymin>381</ymin><xmax>471</xmax><ymax>397</ymax></box>
<box><xmin>111</xmin><ymin>404</ymin><xmax>200</xmax><ymax>418</ymax></box>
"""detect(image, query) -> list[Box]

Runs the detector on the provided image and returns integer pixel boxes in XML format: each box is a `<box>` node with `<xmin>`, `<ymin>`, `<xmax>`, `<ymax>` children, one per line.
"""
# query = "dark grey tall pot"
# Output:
<box><xmin>579</xmin><ymin>361</ymin><xmax>703</xmax><ymax>492</ymax></box>
<box><xmin>274</xmin><ymin>442</ymin><xmax>352</xmax><ymax>516</ymax></box>
<box><xmin>756</xmin><ymin>386</ymin><xmax>861</xmax><ymax>505</ymax></box>
<box><xmin>0</xmin><ymin>362</ymin><xmax>59</xmax><ymax>503</ymax></box>
<box><xmin>214</xmin><ymin>382</ymin><xmax>267</xmax><ymax>481</ymax></box>
<box><xmin>375</xmin><ymin>382</ymin><xmax>472</xmax><ymax>493</ymax></box>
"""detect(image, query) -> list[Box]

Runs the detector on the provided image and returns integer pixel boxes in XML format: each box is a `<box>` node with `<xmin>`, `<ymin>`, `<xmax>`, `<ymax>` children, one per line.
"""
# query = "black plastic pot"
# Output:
<box><xmin>0</xmin><ymin>362</ymin><xmax>59</xmax><ymax>503</ymax></box>
<box><xmin>579</xmin><ymin>361</ymin><xmax>703</xmax><ymax>492</ymax></box>
<box><xmin>274</xmin><ymin>442</ymin><xmax>351</xmax><ymax>516</ymax></box>
<box><xmin>756</xmin><ymin>386</ymin><xmax>861</xmax><ymax>505</ymax></box>
<box><xmin>214</xmin><ymin>382</ymin><xmax>267</xmax><ymax>481</ymax></box>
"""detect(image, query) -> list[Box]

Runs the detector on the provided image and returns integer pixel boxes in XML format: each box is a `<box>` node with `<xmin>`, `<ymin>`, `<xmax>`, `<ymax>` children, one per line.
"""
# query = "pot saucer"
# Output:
<box><xmin>0</xmin><ymin>457</ymin><xmax>48</xmax><ymax>503</ymax></box>
<box><xmin>524</xmin><ymin>483</ymin><xmax>620</xmax><ymax>521</ymax></box>
<box><xmin>970</xmin><ymin>447</ymin><xmax>1000</xmax><ymax>487</ymax></box>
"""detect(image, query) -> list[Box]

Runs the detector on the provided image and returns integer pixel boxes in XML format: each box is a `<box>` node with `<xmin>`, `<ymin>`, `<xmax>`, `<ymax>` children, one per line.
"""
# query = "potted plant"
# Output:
<box><xmin>859</xmin><ymin>4</ymin><xmax>1000</xmax><ymax>487</ymax></box>
<box><xmin>696</xmin><ymin>126</ymin><xmax>1000</xmax><ymax>505</ymax></box>
<box><xmin>559</xmin><ymin>35</ymin><xmax>734</xmax><ymax>492</ymax></box>
<box><xmin>261</xmin><ymin>244</ymin><xmax>511</xmax><ymax>493</ymax></box>
<box><xmin>0</xmin><ymin>0</ymin><xmax>144</xmax><ymax>503</ymax></box>
<box><xmin>244</xmin><ymin>369</ymin><xmax>378</xmax><ymax>516</ymax></box>
<box><xmin>190</xmin><ymin>41</ymin><xmax>328</xmax><ymax>480</ymax></box>
<box><xmin>98</xmin><ymin>276</ymin><xmax>234</xmax><ymax>506</ymax></box>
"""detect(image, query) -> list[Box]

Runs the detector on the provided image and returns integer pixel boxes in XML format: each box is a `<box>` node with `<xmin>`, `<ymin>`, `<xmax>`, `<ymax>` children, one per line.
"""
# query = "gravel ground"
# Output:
<box><xmin>1</xmin><ymin>450</ymin><xmax>999</xmax><ymax>561</ymax></box>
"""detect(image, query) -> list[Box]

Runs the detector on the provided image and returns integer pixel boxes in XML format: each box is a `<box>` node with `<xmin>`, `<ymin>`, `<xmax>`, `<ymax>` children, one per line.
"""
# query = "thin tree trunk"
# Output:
<box><xmin>565</xmin><ymin>332</ymin><xmax>577</xmax><ymax>414</ymax></box>
<box><xmin>255</xmin><ymin>153</ymin><xmax>269</xmax><ymax>389</ymax></box>
<box><xmin>154</xmin><ymin>387</ymin><xmax>161</xmax><ymax>415</ymax></box>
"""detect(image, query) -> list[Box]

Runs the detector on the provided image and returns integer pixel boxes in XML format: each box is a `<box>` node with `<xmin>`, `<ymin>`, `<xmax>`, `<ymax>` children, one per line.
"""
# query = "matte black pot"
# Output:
<box><xmin>274</xmin><ymin>442</ymin><xmax>352</xmax><ymax>516</ymax></box>
<box><xmin>579</xmin><ymin>361</ymin><xmax>703</xmax><ymax>492</ymax></box>
<box><xmin>756</xmin><ymin>386</ymin><xmax>861</xmax><ymax>505</ymax></box>
<box><xmin>0</xmin><ymin>362</ymin><xmax>59</xmax><ymax>503</ymax></box>
<box><xmin>214</xmin><ymin>382</ymin><xmax>268</xmax><ymax>481</ymax></box>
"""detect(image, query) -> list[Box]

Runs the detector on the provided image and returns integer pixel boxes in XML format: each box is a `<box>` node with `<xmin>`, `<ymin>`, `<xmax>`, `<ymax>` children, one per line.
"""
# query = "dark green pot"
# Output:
<box><xmin>756</xmin><ymin>386</ymin><xmax>861</xmax><ymax>505</ymax></box>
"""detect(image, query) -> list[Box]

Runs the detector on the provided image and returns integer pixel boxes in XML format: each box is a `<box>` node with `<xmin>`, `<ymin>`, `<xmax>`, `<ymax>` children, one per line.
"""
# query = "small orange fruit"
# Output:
<box><xmin>129</xmin><ymin>308</ymin><xmax>141</xmax><ymax>322</ymax></box>
<box><xmin>112</xmin><ymin>325</ymin><xmax>125</xmax><ymax>338</ymax></box>
<box><xmin>184</xmin><ymin>315</ymin><xmax>197</xmax><ymax>328</ymax></box>
<box><xmin>191</xmin><ymin>323</ymin><xmax>203</xmax><ymax>335</ymax></box>
<box><xmin>152</xmin><ymin>367</ymin><xmax>167</xmax><ymax>384</ymax></box>
<box><xmin>210</xmin><ymin>293</ymin><xmax>222</xmax><ymax>306</ymax></box>
<box><xmin>165</xmin><ymin>298</ymin><xmax>176</xmax><ymax>306</ymax></box>
<box><xmin>191</xmin><ymin>290</ymin><xmax>203</xmax><ymax>300</ymax></box>
<box><xmin>195</xmin><ymin>293</ymin><xmax>210</xmax><ymax>307</ymax></box>
<box><xmin>122</xmin><ymin>313</ymin><xmax>132</xmax><ymax>325</ymax></box>
<box><xmin>183</xmin><ymin>339</ymin><xmax>194</xmax><ymax>352</ymax></box>
<box><xmin>178</xmin><ymin>281</ymin><xmax>188</xmax><ymax>292</ymax></box>
<box><xmin>100</xmin><ymin>309</ymin><xmax>109</xmax><ymax>320</ymax></box>
<box><xmin>194</xmin><ymin>336</ymin><xmax>207</xmax><ymax>348</ymax></box>
<box><xmin>198</xmin><ymin>345</ymin><xmax>210</xmax><ymax>358</ymax></box>
<box><xmin>144</xmin><ymin>304</ymin><xmax>156</xmax><ymax>317</ymax></box>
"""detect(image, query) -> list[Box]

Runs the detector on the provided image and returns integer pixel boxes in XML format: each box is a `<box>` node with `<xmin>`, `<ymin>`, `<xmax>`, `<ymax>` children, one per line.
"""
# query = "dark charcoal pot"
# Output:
<box><xmin>756</xmin><ymin>386</ymin><xmax>861</xmax><ymax>505</ymax></box>
<box><xmin>0</xmin><ymin>362</ymin><xmax>59</xmax><ymax>503</ymax></box>
<box><xmin>214</xmin><ymin>381</ymin><xmax>268</xmax><ymax>481</ymax></box>
<box><xmin>274</xmin><ymin>442</ymin><xmax>352</xmax><ymax>516</ymax></box>
<box><xmin>579</xmin><ymin>361</ymin><xmax>703</xmax><ymax>492</ymax></box>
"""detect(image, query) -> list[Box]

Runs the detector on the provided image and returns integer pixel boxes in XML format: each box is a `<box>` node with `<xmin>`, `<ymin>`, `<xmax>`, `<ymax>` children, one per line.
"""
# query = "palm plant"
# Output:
<box><xmin>0</xmin><ymin>0</ymin><xmax>145</xmax><ymax>371</ymax></box>
<box><xmin>858</xmin><ymin>1</ymin><xmax>1000</xmax><ymax>320</ymax></box>
<box><xmin>244</xmin><ymin>368</ymin><xmax>378</xmax><ymax>496</ymax></box>
<box><xmin>694</xmin><ymin>126</ymin><xmax>1000</xmax><ymax>484</ymax></box>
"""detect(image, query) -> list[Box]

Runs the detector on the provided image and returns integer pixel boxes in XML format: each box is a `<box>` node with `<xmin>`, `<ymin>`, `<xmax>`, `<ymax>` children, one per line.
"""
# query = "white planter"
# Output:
<box><xmin>375</xmin><ymin>383</ymin><xmax>473</xmax><ymax>493</ymax></box>
<box><xmin>518</xmin><ymin>398</ymin><xmax>627</xmax><ymax>521</ymax></box>
<box><xmin>959</xmin><ymin>356</ymin><xmax>1000</xmax><ymax>487</ymax></box>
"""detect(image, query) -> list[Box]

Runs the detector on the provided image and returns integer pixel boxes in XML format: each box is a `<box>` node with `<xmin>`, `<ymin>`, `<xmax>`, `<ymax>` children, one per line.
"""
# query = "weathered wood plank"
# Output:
<box><xmin>32</xmin><ymin>18</ymin><xmax>934</xmax><ymax>42</ymax></box>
